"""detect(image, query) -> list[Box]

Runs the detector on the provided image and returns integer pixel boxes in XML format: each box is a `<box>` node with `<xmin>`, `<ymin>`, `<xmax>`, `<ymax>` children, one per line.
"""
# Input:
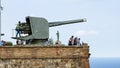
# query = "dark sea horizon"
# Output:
<box><xmin>90</xmin><ymin>57</ymin><xmax>120</xmax><ymax>68</ymax></box>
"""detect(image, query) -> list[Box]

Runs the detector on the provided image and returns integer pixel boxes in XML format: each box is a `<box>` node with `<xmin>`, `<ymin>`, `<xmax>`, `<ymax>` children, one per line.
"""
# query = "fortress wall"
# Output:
<box><xmin>0</xmin><ymin>44</ymin><xmax>90</xmax><ymax>68</ymax></box>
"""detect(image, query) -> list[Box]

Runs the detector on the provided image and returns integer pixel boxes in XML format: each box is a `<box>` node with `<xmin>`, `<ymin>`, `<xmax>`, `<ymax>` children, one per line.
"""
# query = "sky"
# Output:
<box><xmin>1</xmin><ymin>0</ymin><xmax>120</xmax><ymax>57</ymax></box>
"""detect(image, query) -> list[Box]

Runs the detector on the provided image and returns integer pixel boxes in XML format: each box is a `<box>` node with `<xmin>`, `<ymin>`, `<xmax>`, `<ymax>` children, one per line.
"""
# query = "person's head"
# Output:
<box><xmin>18</xmin><ymin>21</ymin><xmax>21</xmax><ymax>24</ymax></box>
<box><xmin>75</xmin><ymin>37</ymin><xmax>77</xmax><ymax>40</ymax></box>
<box><xmin>71</xmin><ymin>36</ymin><xmax>74</xmax><ymax>38</ymax></box>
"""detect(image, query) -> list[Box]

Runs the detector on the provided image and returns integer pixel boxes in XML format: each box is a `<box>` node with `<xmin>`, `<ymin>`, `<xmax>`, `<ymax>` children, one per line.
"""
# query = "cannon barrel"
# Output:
<box><xmin>49</xmin><ymin>18</ymin><xmax>86</xmax><ymax>27</ymax></box>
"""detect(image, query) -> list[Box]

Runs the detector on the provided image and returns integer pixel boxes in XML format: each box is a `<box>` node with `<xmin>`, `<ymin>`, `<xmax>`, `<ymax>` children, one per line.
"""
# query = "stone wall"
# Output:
<box><xmin>0</xmin><ymin>44</ymin><xmax>90</xmax><ymax>68</ymax></box>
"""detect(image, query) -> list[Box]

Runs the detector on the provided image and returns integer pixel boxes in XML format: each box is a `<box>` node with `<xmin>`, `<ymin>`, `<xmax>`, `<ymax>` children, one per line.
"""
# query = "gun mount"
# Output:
<box><xmin>12</xmin><ymin>16</ymin><xmax>86</xmax><ymax>45</ymax></box>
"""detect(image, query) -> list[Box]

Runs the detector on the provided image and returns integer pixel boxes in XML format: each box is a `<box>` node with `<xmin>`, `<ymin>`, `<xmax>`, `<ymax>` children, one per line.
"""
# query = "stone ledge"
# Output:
<box><xmin>0</xmin><ymin>45</ymin><xmax>89</xmax><ymax>59</ymax></box>
<box><xmin>0</xmin><ymin>56</ymin><xmax>89</xmax><ymax>59</ymax></box>
<box><xmin>0</xmin><ymin>44</ymin><xmax>89</xmax><ymax>48</ymax></box>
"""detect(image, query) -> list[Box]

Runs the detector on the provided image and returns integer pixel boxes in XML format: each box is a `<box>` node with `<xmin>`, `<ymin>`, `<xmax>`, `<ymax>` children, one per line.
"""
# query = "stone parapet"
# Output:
<box><xmin>0</xmin><ymin>45</ymin><xmax>90</xmax><ymax>68</ymax></box>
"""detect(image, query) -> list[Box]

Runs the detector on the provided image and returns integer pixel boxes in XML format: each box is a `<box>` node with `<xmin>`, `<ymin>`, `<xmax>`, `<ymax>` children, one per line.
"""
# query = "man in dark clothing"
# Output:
<box><xmin>68</xmin><ymin>36</ymin><xmax>74</xmax><ymax>45</ymax></box>
<box><xmin>73</xmin><ymin>37</ymin><xmax>77</xmax><ymax>45</ymax></box>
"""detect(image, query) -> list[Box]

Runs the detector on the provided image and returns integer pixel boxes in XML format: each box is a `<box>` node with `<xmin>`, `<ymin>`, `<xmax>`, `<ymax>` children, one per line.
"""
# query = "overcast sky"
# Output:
<box><xmin>1</xmin><ymin>0</ymin><xmax>120</xmax><ymax>57</ymax></box>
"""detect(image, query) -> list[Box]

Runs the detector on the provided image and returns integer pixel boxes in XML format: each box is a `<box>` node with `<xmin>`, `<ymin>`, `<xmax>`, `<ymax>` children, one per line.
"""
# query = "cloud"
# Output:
<box><xmin>76</xmin><ymin>30</ymin><xmax>98</xmax><ymax>36</ymax></box>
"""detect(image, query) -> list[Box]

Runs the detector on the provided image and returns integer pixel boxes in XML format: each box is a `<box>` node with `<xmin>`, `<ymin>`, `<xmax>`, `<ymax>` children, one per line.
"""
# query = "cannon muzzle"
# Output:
<box><xmin>49</xmin><ymin>18</ymin><xmax>86</xmax><ymax>27</ymax></box>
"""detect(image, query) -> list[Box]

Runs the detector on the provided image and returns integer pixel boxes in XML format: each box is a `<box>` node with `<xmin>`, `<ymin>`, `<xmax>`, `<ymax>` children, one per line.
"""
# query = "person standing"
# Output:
<box><xmin>68</xmin><ymin>36</ymin><xmax>74</xmax><ymax>45</ymax></box>
<box><xmin>77</xmin><ymin>38</ymin><xmax>81</xmax><ymax>46</ymax></box>
<box><xmin>16</xmin><ymin>21</ymin><xmax>21</xmax><ymax>37</ymax></box>
<box><xmin>73</xmin><ymin>37</ymin><xmax>77</xmax><ymax>45</ymax></box>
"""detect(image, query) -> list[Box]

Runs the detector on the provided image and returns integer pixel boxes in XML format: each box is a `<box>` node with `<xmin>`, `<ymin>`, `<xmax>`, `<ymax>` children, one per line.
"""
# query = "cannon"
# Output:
<box><xmin>12</xmin><ymin>16</ymin><xmax>86</xmax><ymax>45</ymax></box>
